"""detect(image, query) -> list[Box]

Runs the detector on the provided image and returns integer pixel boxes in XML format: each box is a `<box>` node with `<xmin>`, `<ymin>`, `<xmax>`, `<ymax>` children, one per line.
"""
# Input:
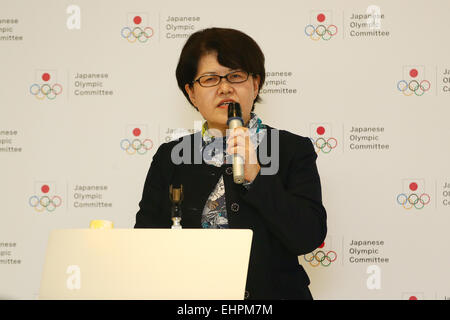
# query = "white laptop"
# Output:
<box><xmin>39</xmin><ymin>228</ymin><xmax>253</xmax><ymax>300</ymax></box>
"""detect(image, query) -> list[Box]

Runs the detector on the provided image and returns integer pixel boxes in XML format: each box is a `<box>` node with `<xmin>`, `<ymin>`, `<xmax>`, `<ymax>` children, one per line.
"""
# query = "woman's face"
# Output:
<box><xmin>185</xmin><ymin>52</ymin><xmax>260</xmax><ymax>135</ymax></box>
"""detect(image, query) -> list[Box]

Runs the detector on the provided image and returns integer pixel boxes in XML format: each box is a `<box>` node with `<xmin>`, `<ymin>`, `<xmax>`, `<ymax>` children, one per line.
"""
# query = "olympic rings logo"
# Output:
<box><xmin>397</xmin><ymin>79</ymin><xmax>430</xmax><ymax>96</ymax></box>
<box><xmin>304</xmin><ymin>249</ymin><xmax>337</xmax><ymax>267</ymax></box>
<box><xmin>311</xmin><ymin>137</ymin><xmax>338</xmax><ymax>154</ymax></box>
<box><xmin>121</xmin><ymin>126</ymin><xmax>154</xmax><ymax>155</ymax></box>
<box><xmin>121</xmin><ymin>26</ymin><xmax>154</xmax><ymax>43</ymax></box>
<box><xmin>29</xmin><ymin>184</ymin><xmax>61</xmax><ymax>213</ymax></box>
<box><xmin>30</xmin><ymin>72</ymin><xmax>62</xmax><ymax>100</ymax></box>
<box><xmin>310</xmin><ymin>125</ymin><xmax>337</xmax><ymax>154</ymax></box>
<box><xmin>29</xmin><ymin>83</ymin><xmax>63</xmax><ymax>100</ymax></box>
<box><xmin>396</xmin><ymin>193</ymin><xmax>430</xmax><ymax>210</ymax></box>
<box><xmin>29</xmin><ymin>195</ymin><xmax>62</xmax><ymax>212</ymax></box>
<box><xmin>396</xmin><ymin>181</ymin><xmax>430</xmax><ymax>209</ymax></box>
<box><xmin>305</xmin><ymin>12</ymin><xmax>337</xmax><ymax>41</ymax></box>
<box><xmin>304</xmin><ymin>24</ymin><xmax>338</xmax><ymax>41</ymax></box>
<box><xmin>397</xmin><ymin>68</ymin><xmax>431</xmax><ymax>96</ymax></box>
<box><xmin>121</xmin><ymin>15</ymin><xmax>153</xmax><ymax>43</ymax></box>
<box><xmin>120</xmin><ymin>138</ymin><xmax>154</xmax><ymax>155</ymax></box>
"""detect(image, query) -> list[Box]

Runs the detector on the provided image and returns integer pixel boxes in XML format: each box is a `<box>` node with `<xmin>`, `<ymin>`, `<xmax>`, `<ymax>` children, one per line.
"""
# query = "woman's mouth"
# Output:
<box><xmin>217</xmin><ymin>100</ymin><xmax>235</xmax><ymax>108</ymax></box>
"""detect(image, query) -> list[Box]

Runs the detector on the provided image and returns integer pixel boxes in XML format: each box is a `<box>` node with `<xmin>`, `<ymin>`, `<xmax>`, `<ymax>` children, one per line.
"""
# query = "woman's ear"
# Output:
<box><xmin>252</xmin><ymin>74</ymin><xmax>261</xmax><ymax>99</ymax></box>
<box><xmin>185</xmin><ymin>83</ymin><xmax>197</xmax><ymax>106</ymax></box>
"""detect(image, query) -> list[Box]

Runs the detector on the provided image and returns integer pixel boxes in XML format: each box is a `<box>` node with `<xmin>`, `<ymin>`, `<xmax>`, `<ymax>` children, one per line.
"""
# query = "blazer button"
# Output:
<box><xmin>244</xmin><ymin>290</ymin><xmax>250</xmax><ymax>299</ymax></box>
<box><xmin>225</xmin><ymin>167</ymin><xmax>233</xmax><ymax>175</ymax></box>
<box><xmin>231</xmin><ymin>203</ymin><xmax>239</xmax><ymax>212</ymax></box>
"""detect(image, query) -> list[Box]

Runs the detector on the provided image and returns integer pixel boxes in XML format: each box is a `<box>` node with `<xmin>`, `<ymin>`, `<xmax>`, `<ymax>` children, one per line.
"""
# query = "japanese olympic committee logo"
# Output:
<box><xmin>305</xmin><ymin>11</ymin><xmax>338</xmax><ymax>41</ymax></box>
<box><xmin>303</xmin><ymin>242</ymin><xmax>337</xmax><ymax>267</ymax></box>
<box><xmin>310</xmin><ymin>124</ymin><xmax>338</xmax><ymax>154</ymax></box>
<box><xmin>120</xmin><ymin>125</ymin><xmax>154</xmax><ymax>155</ymax></box>
<box><xmin>29</xmin><ymin>71</ymin><xmax>63</xmax><ymax>100</ymax></box>
<box><xmin>402</xmin><ymin>292</ymin><xmax>424</xmax><ymax>300</ymax></box>
<box><xmin>396</xmin><ymin>179</ymin><xmax>431</xmax><ymax>210</ymax></box>
<box><xmin>121</xmin><ymin>13</ymin><xmax>154</xmax><ymax>43</ymax></box>
<box><xmin>397</xmin><ymin>66</ymin><xmax>431</xmax><ymax>96</ymax></box>
<box><xmin>28</xmin><ymin>182</ymin><xmax>62</xmax><ymax>213</ymax></box>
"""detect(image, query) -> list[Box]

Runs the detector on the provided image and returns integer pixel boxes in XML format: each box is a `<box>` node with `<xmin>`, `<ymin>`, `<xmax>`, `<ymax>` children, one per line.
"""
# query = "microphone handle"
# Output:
<box><xmin>228</xmin><ymin>118</ymin><xmax>245</xmax><ymax>184</ymax></box>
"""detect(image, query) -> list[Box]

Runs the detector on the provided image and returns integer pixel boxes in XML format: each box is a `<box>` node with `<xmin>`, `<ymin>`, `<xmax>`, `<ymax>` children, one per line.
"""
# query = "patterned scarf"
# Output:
<box><xmin>199</xmin><ymin>112</ymin><xmax>266</xmax><ymax>228</ymax></box>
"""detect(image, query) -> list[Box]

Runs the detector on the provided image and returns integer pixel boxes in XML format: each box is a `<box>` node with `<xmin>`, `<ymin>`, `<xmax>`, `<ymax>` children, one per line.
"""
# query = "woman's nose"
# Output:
<box><xmin>217</xmin><ymin>77</ymin><xmax>233</xmax><ymax>94</ymax></box>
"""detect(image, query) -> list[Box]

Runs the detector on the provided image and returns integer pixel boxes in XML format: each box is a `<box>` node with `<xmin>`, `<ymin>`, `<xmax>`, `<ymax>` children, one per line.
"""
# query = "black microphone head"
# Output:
<box><xmin>227</xmin><ymin>102</ymin><xmax>242</xmax><ymax>119</ymax></box>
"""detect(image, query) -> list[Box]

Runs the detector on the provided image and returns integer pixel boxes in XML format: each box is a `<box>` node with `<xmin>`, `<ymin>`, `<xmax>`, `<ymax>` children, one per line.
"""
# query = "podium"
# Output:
<box><xmin>39</xmin><ymin>229</ymin><xmax>253</xmax><ymax>300</ymax></box>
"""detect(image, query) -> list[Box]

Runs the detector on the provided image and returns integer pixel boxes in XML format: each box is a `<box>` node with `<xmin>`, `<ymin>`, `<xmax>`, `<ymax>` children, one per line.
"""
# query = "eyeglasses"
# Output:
<box><xmin>192</xmin><ymin>70</ymin><xmax>252</xmax><ymax>87</ymax></box>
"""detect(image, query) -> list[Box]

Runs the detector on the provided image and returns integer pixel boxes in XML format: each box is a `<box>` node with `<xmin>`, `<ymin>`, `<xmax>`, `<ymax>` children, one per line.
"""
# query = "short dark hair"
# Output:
<box><xmin>176</xmin><ymin>28</ymin><xmax>265</xmax><ymax>112</ymax></box>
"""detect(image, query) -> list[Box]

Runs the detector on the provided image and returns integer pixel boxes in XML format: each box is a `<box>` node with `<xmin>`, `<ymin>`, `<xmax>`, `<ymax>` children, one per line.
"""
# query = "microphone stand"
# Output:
<box><xmin>169</xmin><ymin>184</ymin><xmax>183</xmax><ymax>229</ymax></box>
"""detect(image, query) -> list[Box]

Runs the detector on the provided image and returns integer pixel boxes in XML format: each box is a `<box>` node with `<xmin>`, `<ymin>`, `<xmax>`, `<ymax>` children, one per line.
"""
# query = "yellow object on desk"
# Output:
<box><xmin>89</xmin><ymin>220</ymin><xmax>114</xmax><ymax>229</ymax></box>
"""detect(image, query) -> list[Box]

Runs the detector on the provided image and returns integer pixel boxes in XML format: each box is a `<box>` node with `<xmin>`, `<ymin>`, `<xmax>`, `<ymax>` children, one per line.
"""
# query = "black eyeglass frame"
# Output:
<box><xmin>191</xmin><ymin>70</ymin><xmax>254</xmax><ymax>87</ymax></box>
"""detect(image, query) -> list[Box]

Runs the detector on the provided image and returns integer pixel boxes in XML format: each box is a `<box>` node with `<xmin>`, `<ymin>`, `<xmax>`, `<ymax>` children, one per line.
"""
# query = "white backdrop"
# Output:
<box><xmin>1</xmin><ymin>0</ymin><xmax>450</xmax><ymax>299</ymax></box>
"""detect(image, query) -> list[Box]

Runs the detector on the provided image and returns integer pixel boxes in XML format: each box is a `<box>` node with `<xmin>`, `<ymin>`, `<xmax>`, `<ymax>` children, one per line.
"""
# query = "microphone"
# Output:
<box><xmin>226</xmin><ymin>102</ymin><xmax>245</xmax><ymax>184</ymax></box>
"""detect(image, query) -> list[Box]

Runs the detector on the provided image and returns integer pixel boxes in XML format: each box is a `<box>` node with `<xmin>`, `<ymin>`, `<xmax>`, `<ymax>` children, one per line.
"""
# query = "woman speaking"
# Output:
<box><xmin>135</xmin><ymin>27</ymin><xmax>327</xmax><ymax>300</ymax></box>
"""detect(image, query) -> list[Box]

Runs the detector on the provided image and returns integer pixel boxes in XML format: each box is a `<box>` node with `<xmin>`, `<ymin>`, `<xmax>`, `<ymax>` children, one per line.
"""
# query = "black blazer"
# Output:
<box><xmin>134</xmin><ymin>125</ymin><xmax>327</xmax><ymax>300</ymax></box>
